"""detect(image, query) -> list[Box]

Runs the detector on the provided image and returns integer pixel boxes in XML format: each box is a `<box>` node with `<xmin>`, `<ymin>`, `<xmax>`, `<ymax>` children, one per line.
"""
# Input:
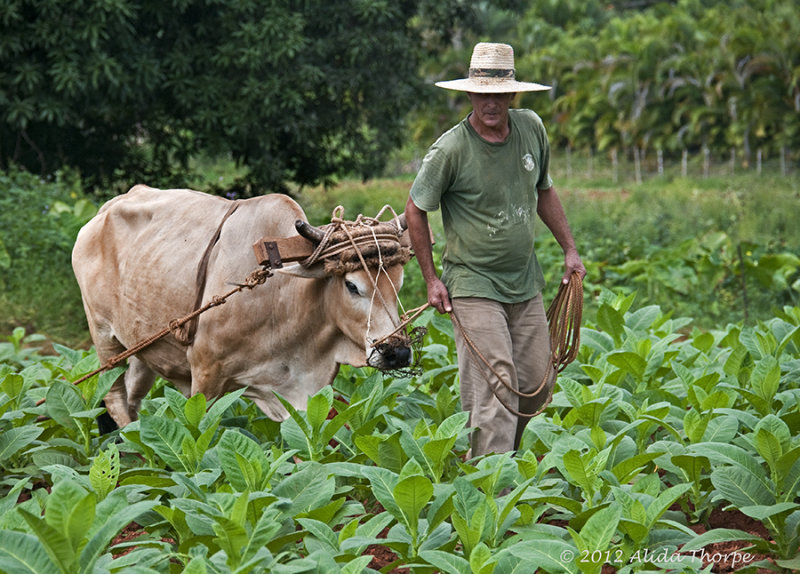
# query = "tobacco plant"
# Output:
<box><xmin>1</xmin><ymin>296</ymin><xmax>800</xmax><ymax>572</ymax></box>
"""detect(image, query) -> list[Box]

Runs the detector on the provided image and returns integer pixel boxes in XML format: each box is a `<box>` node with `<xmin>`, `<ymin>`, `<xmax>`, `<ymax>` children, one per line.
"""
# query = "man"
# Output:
<box><xmin>405</xmin><ymin>42</ymin><xmax>586</xmax><ymax>456</ymax></box>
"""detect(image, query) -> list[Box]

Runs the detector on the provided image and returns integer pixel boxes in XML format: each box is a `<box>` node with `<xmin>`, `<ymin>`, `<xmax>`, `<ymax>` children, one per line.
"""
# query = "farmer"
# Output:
<box><xmin>405</xmin><ymin>42</ymin><xmax>586</xmax><ymax>457</ymax></box>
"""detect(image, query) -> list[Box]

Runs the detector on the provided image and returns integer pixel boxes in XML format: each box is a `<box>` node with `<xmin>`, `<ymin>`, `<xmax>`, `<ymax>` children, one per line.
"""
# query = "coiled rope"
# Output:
<box><xmin>448</xmin><ymin>272</ymin><xmax>583</xmax><ymax>418</ymax></box>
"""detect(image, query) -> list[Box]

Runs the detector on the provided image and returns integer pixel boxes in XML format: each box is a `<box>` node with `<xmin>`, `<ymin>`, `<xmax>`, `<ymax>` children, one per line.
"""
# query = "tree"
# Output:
<box><xmin>0</xmin><ymin>0</ymin><xmax>483</xmax><ymax>195</ymax></box>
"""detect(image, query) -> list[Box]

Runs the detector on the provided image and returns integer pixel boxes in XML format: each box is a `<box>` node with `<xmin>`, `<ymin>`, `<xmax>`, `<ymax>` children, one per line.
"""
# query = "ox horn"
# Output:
<box><xmin>295</xmin><ymin>219</ymin><xmax>325</xmax><ymax>243</ymax></box>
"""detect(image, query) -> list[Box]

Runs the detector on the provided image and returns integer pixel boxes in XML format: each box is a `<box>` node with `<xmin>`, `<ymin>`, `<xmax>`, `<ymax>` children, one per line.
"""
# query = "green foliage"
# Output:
<box><xmin>408</xmin><ymin>0</ymin><xmax>800</xmax><ymax>171</ymax></box>
<box><xmin>0</xmin><ymin>0</ymin><xmax>509</xmax><ymax>195</ymax></box>
<box><xmin>2</xmin><ymin>296</ymin><xmax>800</xmax><ymax>571</ymax></box>
<box><xmin>515</xmin><ymin>0</ymin><xmax>800</xmax><ymax>159</ymax></box>
<box><xmin>0</xmin><ymin>168</ymin><xmax>95</xmax><ymax>342</ymax></box>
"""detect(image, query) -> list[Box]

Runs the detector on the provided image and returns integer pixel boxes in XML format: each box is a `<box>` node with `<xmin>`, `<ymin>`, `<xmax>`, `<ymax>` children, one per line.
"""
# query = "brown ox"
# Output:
<box><xmin>72</xmin><ymin>185</ymin><xmax>411</xmax><ymax>427</ymax></box>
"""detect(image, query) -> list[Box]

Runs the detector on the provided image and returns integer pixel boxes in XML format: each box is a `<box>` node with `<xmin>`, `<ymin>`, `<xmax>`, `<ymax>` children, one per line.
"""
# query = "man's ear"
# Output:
<box><xmin>277</xmin><ymin>262</ymin><xmax>328</xmax><ymax>279</ymax></box>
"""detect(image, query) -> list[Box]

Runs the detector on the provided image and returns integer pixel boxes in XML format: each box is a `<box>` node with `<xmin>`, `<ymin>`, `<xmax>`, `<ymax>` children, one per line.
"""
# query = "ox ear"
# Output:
<box><xmin>277</xmin><ymin>262</ymin><xmax>328</xmax><ymax>279</ymax></box>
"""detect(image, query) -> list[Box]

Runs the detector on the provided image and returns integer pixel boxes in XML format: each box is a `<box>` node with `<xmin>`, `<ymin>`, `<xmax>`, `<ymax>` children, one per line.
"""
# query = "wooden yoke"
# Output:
<box><xmin>252</xmin><ymin>211</ymin><xmax>429</xmax><ymax>269</ymax></box>
<box><xmin>253</xmin><ymin>235</ymin><xmax>315</xmax><ymax>269</ymax></box>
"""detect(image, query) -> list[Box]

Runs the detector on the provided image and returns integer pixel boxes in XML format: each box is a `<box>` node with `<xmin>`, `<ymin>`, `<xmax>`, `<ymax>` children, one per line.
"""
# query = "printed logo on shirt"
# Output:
<box><xmin>522</xmin><ymin>153</ymin><xmax>535</xmax><ymax>172</ymax></box>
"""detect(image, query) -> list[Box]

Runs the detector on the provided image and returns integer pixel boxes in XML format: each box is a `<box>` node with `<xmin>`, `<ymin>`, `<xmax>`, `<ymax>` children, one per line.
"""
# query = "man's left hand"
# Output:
<box><xmin>562</xmin><ymin>249</ymin><xmax>586</xmax><ymax>284</ymax></box>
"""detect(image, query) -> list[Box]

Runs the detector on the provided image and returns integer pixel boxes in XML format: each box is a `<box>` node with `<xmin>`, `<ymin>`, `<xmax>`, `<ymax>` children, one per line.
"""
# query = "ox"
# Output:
<box><xmin>72</xmin><ymin>185</ymin><xmax>412</xmax><ymax>427</ymax></box>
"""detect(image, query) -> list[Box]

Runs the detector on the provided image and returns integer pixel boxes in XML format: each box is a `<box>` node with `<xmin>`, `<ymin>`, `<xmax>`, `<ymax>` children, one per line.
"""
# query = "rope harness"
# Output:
<box><xmin>298</xmin><ymin>205</ymin><xmax>425</xmax><ymax>376</ymax></box>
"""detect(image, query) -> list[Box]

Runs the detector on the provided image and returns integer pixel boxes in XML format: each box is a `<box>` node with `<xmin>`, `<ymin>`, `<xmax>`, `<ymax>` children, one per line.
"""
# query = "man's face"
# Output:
<box><xmin>467</xmin><ymin>92</ymin><xmax>515</xmax><ymax>131</ymax></box>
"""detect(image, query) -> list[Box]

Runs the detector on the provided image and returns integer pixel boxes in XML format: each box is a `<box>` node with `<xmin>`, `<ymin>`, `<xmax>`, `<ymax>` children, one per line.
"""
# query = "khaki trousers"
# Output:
<box><xmin>451</xmin><ymin>294</ymin><xmax>555</xmax><ymax>457</ymax></box>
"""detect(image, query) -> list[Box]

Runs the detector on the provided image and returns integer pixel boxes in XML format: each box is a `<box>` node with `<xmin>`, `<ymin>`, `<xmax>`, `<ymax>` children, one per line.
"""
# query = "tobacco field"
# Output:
<box><xmin>2</xmin><ymin>167</ymin><xmax>800</xmax><ymax>573</ymax></box>
<box><xmin>1</xmin><ymin>286</ymin><xmax>800</xmax><ymax>572</ymax></box>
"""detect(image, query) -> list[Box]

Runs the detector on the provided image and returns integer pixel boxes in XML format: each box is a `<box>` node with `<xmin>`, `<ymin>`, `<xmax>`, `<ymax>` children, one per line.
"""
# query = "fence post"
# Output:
<box><xmin>612</xmin><ymin>148</ymin><xmax>619</xmax><ymax>183</ymax></box>
<box><xmin>566</xmin><ymin>145</ymin><xmax>573</xmax><ymax>180</ymax></box>
<box><xmin>681</xmin><ymin>149</ymin><xmax>688</xmax><ymax>177</ymax></box>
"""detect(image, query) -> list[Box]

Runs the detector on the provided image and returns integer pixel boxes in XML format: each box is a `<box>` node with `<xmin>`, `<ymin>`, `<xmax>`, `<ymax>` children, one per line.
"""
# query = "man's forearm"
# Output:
<box><xmin>404</xmin><ymin>197</ymin><xmax>439</xmax><ymax>283</ymax></box>
<box><xmin>405</xmin><ymin>196</ymin><xmax>452</xmax><ymax>312</ymax></box>
<box><xmin>537</xmin><ymin>186</ymin><xmax>578</xmax><ymax>253</ymax></box>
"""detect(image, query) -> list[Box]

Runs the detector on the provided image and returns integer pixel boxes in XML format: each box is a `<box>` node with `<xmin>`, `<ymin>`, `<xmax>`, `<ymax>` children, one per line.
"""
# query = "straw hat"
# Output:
<box><xmin>435</xmin><ymin>42</ymin><xmax>550</xmax><ymax>93</ymax></box>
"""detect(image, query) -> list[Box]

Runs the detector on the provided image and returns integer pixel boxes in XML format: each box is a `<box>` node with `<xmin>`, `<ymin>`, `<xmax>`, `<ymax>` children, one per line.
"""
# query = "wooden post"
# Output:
<box><xmin>681</xmin><ymin>149</ymin><xmax>688</xmax><ymax>177</ymax></box>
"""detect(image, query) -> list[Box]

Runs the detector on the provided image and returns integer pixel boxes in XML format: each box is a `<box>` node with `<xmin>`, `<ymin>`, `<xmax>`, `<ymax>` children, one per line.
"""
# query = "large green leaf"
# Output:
<box><xmin>360</xmin><ymin>466</ymin><xmax>402</xmax><ymax>522</ymax></box>
<box><xmin>44</xmin><ymin>380</ymin><xmax>85</xmax><ymax>431</ymax></box>
<box><xmin>737</xmin><ymin>501</ymin><xmax>800</xmax><ymax>520</ymax></box>
<box><xmin>394</xmin><ymin>474</ymin><xmax>433</xmax><ymax>541</ymax></box>
<box><xmin>217</xmin><ymin>429</ymin><xmax>269</xmax><ymax>491</ymax></box>
<box><xmin>0</xmin><ymin>530</ymin><xmax>58</xmax><ymax>574</ymax></box>
<box><xmin>576</xmin><ymin>503</ymin><xmax>621</xmax><ymax>551</ymax></box>
<box><xmin>596</xmin><ymin>304</ymin><xmax>625</xmax><ymax>345</ymax></box>
<box><xmin>139</xmin><ymin>413</ymin><xmax>193</xmax><ymax>472</ymax></box>
<box><xmin>749</xmin><ymin>355</ymin><xmax>781</xmax><ymax>402</ymax></box>
<box><xmin>306</xmin><ymin>386</ymin><xmax>333</xmax><ymax>435</ymax></box>
<box><xmin>607</xmin><ymin>351</ymin><xmax>647</xmax><ymax>381</ymax></box>
<box><xmin>711</xmin><ymin>466</ymin><xmax>776</xmax><ymax>507</ymax></box>
<box><xmin>506</xmin><ymin>537</ymin><xmax>578</xmax><ymax>574</ymax></box>
<box><xmin>80</xmin><ymin>498</ymin><xmax>157</xmax><ymax>573</ymax></box>
<box><xmin>0</xmin><ymin>426</ymin><xmax>42</xmax><ymax>464</ymax></box>
<box><xmin>680</xmin><ymin>528</ymin><xmax>763</xmax><ymax>552</ymax></box>
<box><xmin>356</xmin><ymin>430</ymin><xmax>406</xmax><ymax>473</ymax></box>
<box><xmin>419</xmin><ymin>549</ymin><xmax>471</xmax><ymax>574</ymax></box>
<box><xmin>183</xmin><ymin>392</ymin><xmax>207</xmax><ymax>430</ymax></box>
<box><xmin>200</xmin><ymin>387</ymin><xmax>247</xmax><ymax>433</ymax></box>
<box><xmin>45</xmin><ymin>480</ymin><xmax>95</xmax><ymax>554</ymax></box>
<box><xmin>273</xmin><ymin>462</ymin><xmax>335</xmax><ymax>516</ymax></box>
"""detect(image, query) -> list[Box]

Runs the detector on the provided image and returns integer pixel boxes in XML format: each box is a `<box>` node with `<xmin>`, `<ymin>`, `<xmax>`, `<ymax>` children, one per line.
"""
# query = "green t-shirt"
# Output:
<box><xmin>410</xmin><ymin>109</ymin><xmax>553</xmax><ymax>303</ymax></box>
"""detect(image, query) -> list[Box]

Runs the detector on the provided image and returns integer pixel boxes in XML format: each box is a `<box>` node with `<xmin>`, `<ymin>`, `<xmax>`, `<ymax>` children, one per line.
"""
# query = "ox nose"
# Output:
<box><xmin>372</xmin><ymin>341</ymin><xmax>412</xmax><ymax>370</ymax></box>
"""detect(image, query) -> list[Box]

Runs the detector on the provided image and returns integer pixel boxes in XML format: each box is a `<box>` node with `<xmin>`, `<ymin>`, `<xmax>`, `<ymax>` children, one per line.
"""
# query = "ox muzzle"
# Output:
<box><xmin>369</xmin><ymin>336</ymin><xmax>413</xmax><ymax>371</ymax></box>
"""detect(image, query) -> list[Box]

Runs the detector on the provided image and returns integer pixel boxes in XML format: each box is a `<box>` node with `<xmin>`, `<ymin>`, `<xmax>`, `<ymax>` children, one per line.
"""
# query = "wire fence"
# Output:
<box><xmin>387</xmin><ymin>145</ymin><xmax>798</xmax><ymax>184</ymax></box>
<box><xmin>552</xmin><ymin>146</ymin><xmax>797</xmax><ymax>185</ymax></box>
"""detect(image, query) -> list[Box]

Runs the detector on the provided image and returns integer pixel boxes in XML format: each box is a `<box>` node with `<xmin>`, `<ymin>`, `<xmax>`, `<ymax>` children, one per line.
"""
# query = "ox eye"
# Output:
<box><xmin>345</xmin><ymin>280</ymin><xmax>360</xmax><ymax>296</ymax></box>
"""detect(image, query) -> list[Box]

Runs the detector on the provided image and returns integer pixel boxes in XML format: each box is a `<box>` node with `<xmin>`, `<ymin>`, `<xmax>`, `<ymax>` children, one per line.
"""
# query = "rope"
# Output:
<box><xmin>175</xmin><ymin>200</ymin><xmax>241</xmax><ymax>345</ymax></box>
<box><xmin>450</xmin><ymin>272</ymin><xmax>583</xmax><ymax>418</ymax></box>
<box><xmin>301</xmin><ymin>205</ymin><xmax>405</xmax><ymax>269</ymax></box>
<box><xmin>299</xmin><ymin>205</ymin><xmax>409</xmax><ymax>348</ymax></box>
<box><xmin>35</xmin><ymin>266</ymin><xmax>272</xmax><ymax>406</ymax></box>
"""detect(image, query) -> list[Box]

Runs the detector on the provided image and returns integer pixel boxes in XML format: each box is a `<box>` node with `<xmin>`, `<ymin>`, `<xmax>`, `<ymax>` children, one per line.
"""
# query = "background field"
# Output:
<box><xmin>2</xmin><ymin>163</ymin><xmax>800</xmax><ymax>572</ymax></box>
<box><xmin>2</xmin><ymin>156</ymin><xmax>798</xmax><ymax>346</ymax></box>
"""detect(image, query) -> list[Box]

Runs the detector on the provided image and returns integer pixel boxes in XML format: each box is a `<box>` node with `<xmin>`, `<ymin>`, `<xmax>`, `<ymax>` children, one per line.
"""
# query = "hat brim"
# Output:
<box><xmin>435</xmin><ymin>78</ymin><xmax>551</xmax><ymax>93</ymax></box>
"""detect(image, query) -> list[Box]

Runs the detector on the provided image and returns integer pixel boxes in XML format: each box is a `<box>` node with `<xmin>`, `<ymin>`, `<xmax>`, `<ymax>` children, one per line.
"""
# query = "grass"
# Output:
<box><xmin>1</xmin><ymin>156</ymin><xmax>798</xmax><ymax>346</ymax></box>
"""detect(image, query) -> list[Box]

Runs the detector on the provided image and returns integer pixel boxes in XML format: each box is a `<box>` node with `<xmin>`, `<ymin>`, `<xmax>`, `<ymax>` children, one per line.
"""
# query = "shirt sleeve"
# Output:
<box><xmin>535</xmin><ymin>115</ymin><xmax>554</xmax><ymax>190</ymax></box>
<box><xmin>409</xmin><ymin>143</ymin><xmax>451</xmax><ymax>212</ymax></box>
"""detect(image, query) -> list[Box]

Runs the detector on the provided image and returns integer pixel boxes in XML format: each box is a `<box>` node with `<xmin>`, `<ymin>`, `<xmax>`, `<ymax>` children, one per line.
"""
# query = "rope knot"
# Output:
<box><xmin>301</xmin><ymin>205</ymin><xmax>410</xmax><ymax>274</ymax></box>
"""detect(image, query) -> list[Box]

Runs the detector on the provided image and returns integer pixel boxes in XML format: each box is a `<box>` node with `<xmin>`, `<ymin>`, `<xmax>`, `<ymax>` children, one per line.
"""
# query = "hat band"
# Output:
<box><xmin>469</xmin><ymin>67</ymin><xmax>515</xmax><ymax>79</ymax></box>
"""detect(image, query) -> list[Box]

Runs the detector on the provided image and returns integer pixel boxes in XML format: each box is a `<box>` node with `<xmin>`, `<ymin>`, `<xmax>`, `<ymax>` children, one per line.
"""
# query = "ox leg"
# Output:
<box><xmin>125</xmin><ymin>356</ymin><xmax>157</xmax><ymax>422</ymax></box>
<box><xmin>102</xmin><ymin>356</ymin><xmax>156</xmax><ymax>427</ymax></box>
<box><xmin>104</xmin><ymin>373</ymin><xmax>132</xmax><ymax>428</ymax></box>
<box><xmin>93</xmin><ymin>335</ymin><xmax>131</xmax><ymax>428</ymax></box>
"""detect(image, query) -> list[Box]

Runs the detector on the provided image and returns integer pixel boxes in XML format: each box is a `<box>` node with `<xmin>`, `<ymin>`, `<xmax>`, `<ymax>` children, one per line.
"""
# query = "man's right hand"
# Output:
<box><xmin>427</xmin><ymin>278</ymin><xmax>452</xmax><ymax>314</ymax></box>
